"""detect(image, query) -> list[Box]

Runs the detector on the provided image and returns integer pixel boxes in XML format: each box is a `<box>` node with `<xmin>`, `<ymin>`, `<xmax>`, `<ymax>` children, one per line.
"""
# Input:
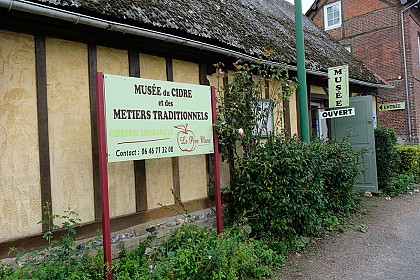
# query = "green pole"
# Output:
<box><xmin>294</xmin><ymin>0</ymin><xmax>310</xmax><ymax>143</ymax></box>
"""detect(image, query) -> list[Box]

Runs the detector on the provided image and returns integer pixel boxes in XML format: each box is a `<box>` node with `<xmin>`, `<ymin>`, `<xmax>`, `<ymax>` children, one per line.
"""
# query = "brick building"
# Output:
<box><xmin>307</xmin><ymin>0</ymin><xmax>420</xmax><ymax>142</ymax></box>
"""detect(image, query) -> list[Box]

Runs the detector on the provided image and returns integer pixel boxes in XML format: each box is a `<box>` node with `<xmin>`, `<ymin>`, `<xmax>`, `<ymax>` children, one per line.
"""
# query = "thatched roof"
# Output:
<box><xmin>25</xmin><ymin>0</ymin><xmax>382</xmax><ymax>84</ymax></box>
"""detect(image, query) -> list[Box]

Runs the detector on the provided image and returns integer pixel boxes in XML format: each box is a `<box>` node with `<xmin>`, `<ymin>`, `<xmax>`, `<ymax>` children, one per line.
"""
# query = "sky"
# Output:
<box><xmin>285</xmin><ymin>0</ymin><xmax>314</xmax><ymax>13</ymax></box>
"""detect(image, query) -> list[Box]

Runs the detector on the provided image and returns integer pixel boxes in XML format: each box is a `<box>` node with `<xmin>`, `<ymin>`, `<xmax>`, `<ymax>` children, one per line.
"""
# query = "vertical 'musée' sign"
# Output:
<box><xmin>328</xmin><ymin>65</ymin><xmax>349</xmax><ymax>108</ymax></box>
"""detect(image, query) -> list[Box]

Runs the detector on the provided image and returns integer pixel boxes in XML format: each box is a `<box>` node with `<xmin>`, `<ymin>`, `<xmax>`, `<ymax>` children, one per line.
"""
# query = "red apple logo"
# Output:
<box><xmin>174</xmin><ymin>124</ymin><xmax>197</xmax><ymax>152</ymax></box>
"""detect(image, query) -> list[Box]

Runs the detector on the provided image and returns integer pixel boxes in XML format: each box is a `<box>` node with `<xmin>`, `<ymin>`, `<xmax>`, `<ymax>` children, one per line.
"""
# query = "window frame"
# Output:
<box><xmin>311</xmin><ymin>101</ymin><xmax>329</xmax><ymax>140</ymax></box>
<box><xmin>324</xmin><ymin>1</ymin><xmax>342</xmax><ymax>31</ymax></box>
<box><xmin>418</xmin><ymin>33</ymin><xmax>420</xmax><ymax>67</ymax></box>
<box><xmin>252</xmin><ymin>99</ymin><xmax>275</xmax><ymax>138</ymax></box>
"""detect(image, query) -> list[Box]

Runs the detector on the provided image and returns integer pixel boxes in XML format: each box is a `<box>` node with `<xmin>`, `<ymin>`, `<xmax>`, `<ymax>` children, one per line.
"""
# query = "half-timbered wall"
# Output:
<box><xmin>0</xmin><ymin>27</ymin><xmax>296</xmax><ymax>252</ymax></box>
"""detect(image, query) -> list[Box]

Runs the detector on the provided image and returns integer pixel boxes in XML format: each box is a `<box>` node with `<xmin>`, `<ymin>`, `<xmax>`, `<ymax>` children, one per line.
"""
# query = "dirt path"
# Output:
<box><xmin>276</xmin><ymin>192</ymin><xmax>420</xmax><ymax>280</ymax></box>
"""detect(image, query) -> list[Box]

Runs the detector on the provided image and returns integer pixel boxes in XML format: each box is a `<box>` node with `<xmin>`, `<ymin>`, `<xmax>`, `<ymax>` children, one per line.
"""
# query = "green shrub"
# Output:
<box><xmin>0</xmin><ymin>266</ymin><xmax>14</xmax><ymax>279</ymax></box>
<box><xmin>111</xmin><ymin>242</ymin><xmax>148</xmax><ymax>279</ymax></box>
<box><xmin>228</xmin><ymin>137</ymin><xmax>323</xmax><ymax>240</ymax></box>
<box><xmin>113</xmin><ymin>224</ymin><xmax>283</xmax><ymax>280</ymax></box>
<box><xmin>381</xmin><ymin>173</ymin><xmax>415</xmax><ymax>197</ymax></box>
<box><xmin>3</xmin><ymin>222</ymin><xmax>282</xmax><ymax>280</ymax></box>
<box><xmin>374</xmin><ymin>126</ymin><xmax>420</xmax><ymax>197</ymax></box>
<box><xmin>323</xmin><ymin>216</ymin><xmax>344</xmax><ymax>232</ymax></box>
<box><xmin>226</xmin><ymin>136</ymin><xmax>362</xmax><ymax>243</ymax></box>
<box><xmin>396</xmin><ymin>144</ymin><xmax>420</xmax><ymax>183</ymax></box>
<box><xmin>374</xmin><ymin>126</ymin><xmax>398</xmax><ymax>189</ymax></box>
<box><xmin>314</xmin><ymin>138</ymin><xmax>363</xmax><ymax>214</ymax></box>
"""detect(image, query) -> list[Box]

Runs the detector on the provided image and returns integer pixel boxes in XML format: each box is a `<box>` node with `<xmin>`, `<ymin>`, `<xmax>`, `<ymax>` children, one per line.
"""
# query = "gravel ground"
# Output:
<box><xmin>276</xmin><ymin>191</ymin><xmax>420</xmax><ymax>280</ymax></box>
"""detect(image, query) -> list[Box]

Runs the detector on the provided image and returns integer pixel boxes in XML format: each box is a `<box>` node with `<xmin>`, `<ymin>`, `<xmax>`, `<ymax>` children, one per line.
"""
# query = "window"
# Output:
<box><xmin>324</xmin><ymin>1</ymin><xmax>342</xmax><ymax>31</ymax></box>
<box><xmin>252</xmin><ymin>99</ymin><xmax>274</xmax><ymax>137</ymax></box>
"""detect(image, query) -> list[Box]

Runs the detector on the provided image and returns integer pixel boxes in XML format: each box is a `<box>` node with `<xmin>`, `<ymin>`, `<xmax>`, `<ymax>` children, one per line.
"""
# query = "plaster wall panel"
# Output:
<box><xmin>97</xmin><ymin>46</ymin><xmax>136</xmax><ymax>217</ymax></box>
<box><xmin>139</xmin><ymin>54</ymin><xmax>167</xmax><ymax>81</ymax></box>
<box><xmin>275</xmin><ymin>102</ymin><xmax>285</xmax><ymax>134</ymax></box>
<box><xmin>173</xmin><ymin>60</ymin><xmax>208</xmax><ymax>201</ymax></box>
<box><xmin>140</xmin><ymin>53</ymin><xmax>174</xmax><ymax>209</ymax></box>
<box><xmin>206</xmin><ymin>72</ymin><xmax>224</xmax><ymax>103</ymax></box>
<box><xmin>372</xmin><ymin>95</ymin><xmax>376</xmax><ymax>110</ymax></box>
<box><xmin>45</xmin><ymin>38</ymin><xmax>94</xmax><ymax>223</ymax></box>
<box><xmin>0</xmin><ymin>31</ymin><xmax>42</xmax><ymax>241</ymax></box>
<box><xmin>289</xmin><ymin>91</ymin><xmax>299</xmax><ymax>136</ymax></box>
<box><xmin>310</xmin><ymin>85</ymin><xmax>327</xmax><ymax>95</ymax></box>
<box><xmin>207</xmin><ymin>73</ymin><xmax>230</xmax><ymax>190</ymax></box>
<box><xmin>218</xmin><ymin>158</ymin><xmax>231</xmax><ymax>190</ymax></box>
<box><xmin>228</xmin><ymin>70</ymin><xmax>235</xmax><ymax>83</ymax></box>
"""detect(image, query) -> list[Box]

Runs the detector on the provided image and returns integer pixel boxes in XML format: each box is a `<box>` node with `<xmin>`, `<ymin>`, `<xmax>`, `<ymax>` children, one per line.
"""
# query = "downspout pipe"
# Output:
<box><xmin>0</xmin><ymin>0</ymin><xmax>393</xmax><ymax>90</ymax></box>
<box><xmin>401</xmin><ymin>0</ymin><xmax>420</xmax><ymax>143</ymax></box>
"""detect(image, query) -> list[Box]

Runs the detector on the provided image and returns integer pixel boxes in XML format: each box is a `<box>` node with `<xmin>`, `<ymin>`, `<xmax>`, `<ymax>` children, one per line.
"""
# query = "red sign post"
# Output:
<box><xmin>211</xmin><ymin>86</ymin><xmax>223</xmax><ymax>233</ymax></box>
<box><xmin>95</xmin><ymin>73</ymin><xmax>113</xmax><ymax>279</ymax></box>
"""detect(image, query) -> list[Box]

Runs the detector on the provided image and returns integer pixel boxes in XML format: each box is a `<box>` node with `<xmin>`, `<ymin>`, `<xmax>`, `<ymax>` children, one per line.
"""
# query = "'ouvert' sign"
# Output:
<box><xmin>319</xmin><ymin>107</ymin><xmax>355</xmax><ymax>119</ymax></box>
<box><xmin>328</xmin><ymin>65</ymin><xmax>349</xmax><ymax>108</ymax></box>
<box><xmin>104</xmin><ymin>74</ymin><xmax>214</xmax><ymax>162</ymax></box>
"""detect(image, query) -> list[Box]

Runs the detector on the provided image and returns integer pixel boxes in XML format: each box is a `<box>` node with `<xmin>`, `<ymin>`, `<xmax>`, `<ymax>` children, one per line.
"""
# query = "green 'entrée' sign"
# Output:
<box><xmin>378</xmin><ymin>102</ymin><xmax>405</xmax><ymax>112</ymax></box>
<box><xmin>104</xmin><ymin>74</ymin><xmax>214</xmax><ymax>162</ymax></box>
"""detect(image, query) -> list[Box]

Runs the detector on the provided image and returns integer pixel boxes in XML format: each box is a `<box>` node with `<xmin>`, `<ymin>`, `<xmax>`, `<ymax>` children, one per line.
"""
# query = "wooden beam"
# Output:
<box><xmin>200</xmin><ymin>64</ymin><xmax>213</xmax><ymax>195</ymax></box>
<box><xmin>129</xmin><ymin>49</ymin><xmax>148</xmax><ymax>212</ymax></box>
<box><xmin>165</xmin><ymin>57</ymin><xmax>181</xmax><ymax>203</ymax></box>
<box><xmin>284</xmin><ymin>100</ymin><xmax>292</xmax><ymax>136</ymax></box>
<box><xmin>35</xmin><ymin>35</ymin><xmax>52</xmax><ymax>232</ymax></box>
<box><xmin>88</xmin><ymin>43</ymin><xmax>102</xmax><ymax>221</ymax></box>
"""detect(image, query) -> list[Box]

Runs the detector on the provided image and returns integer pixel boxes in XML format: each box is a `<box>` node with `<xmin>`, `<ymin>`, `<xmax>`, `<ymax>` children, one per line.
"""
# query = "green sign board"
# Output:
<box><xmin>378</xmin><ymin>102</ymin><xmax>405</xmax><ymax>112</ymax></box>
<box><xmin>328</xmin><ymin>65</ymin><xmax>349</xmax><ymax>108</ymax></box>
<box><xmin>103</xmin><ymin>74</ymin><xmax>214</xmax><ymax>162</ymax></box>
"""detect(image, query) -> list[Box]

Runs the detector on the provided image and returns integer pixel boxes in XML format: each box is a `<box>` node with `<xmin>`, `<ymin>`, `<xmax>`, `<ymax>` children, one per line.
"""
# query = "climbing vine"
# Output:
<box><xmin>214</xmin><ymin>57</ymin><xmax>297</xmax><ymax>172</ymax></box>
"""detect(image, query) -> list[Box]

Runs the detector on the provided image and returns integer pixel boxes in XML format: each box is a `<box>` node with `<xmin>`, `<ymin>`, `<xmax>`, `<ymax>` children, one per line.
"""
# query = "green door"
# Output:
<box><xmin>331</xmin><ymin>96</ymin><xmax>378</xmax><ymax>193</ymax></box>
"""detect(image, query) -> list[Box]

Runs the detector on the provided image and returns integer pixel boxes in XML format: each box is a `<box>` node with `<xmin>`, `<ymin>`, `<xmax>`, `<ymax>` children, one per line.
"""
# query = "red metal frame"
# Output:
<box><xmin>95</xmin><ymin>72</ymin><xmax>113</xmax><ymax>279</ymax></box>
<box><xmin>94</xmin><ymin>79</ymin><xmax>221</xmax><ymax>280</ymax></box>
<box><xmin>211</xmin><ymin>86</ymin><xmax>223</xmax><ymax>233</ymax></box>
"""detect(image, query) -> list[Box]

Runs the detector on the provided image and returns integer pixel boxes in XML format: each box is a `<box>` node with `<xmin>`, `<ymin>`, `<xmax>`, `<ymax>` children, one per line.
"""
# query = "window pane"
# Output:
<box><xmin>327</xmin><ymin>7</ymin><xmax>333</xmax><ymax>15</ymax></box>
